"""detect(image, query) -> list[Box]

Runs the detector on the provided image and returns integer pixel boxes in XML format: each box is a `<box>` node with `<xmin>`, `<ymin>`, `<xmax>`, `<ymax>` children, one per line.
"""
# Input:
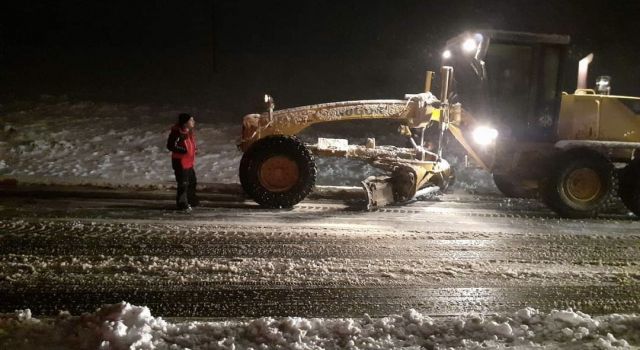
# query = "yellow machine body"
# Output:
<box><xmin>557</xmin><ymin>93</ymin><xmax>640</xmax><ymax>143</ymax></box>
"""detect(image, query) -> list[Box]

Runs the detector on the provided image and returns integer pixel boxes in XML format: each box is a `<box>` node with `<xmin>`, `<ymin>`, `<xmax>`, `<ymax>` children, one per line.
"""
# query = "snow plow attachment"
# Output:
<box><xmin>361</xmin><ymin>159</ymin><xmax>453</xmax><ymax>210</ymax></box>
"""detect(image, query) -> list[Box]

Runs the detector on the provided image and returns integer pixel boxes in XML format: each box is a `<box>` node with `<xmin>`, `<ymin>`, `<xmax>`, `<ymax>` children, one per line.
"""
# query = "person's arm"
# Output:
<box><xmin>167</xmin><ymin>130</ymin><xmax>187</xmax><ymax>153</ymax></box>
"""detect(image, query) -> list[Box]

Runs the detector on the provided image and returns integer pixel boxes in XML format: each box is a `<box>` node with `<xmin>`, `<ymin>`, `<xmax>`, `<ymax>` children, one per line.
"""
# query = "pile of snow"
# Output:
<box><xmin>1</xmin><ymin>302</ymin><xmax>638</xmax><ymax>349</ymax></box>
<box><xmin>0</xmin><ymin>98</ymin><xmax>498</xmax><ymax>192</ymax></box>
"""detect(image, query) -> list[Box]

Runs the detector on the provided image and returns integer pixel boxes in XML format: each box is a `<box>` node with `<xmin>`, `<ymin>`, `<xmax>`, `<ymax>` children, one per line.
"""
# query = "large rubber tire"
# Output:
<box><xmin>540</xmin><ymin>150</ymin><xmax>615</xmax><ymax>218</ymax></box>
<box><xmin>239</xmin><ymin>135</ymin><xmax>316</xmax><ymax>208</ymax></box>
<box><xmin>619</xmin><ymin>159</ymin><xmax>640</xmax><ymax>217</ymax></box>
<box><xmin>492</xmin><ymin>173</ymin><xmax>534</xmax><ymax>198</ymax></box>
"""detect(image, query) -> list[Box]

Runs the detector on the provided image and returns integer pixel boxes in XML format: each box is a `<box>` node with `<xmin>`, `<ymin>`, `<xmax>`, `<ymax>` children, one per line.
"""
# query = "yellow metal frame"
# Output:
<box><xmin>238</xmin><ymin>99</ymin><xmax>436</xmax><ymax>152</ymax></box>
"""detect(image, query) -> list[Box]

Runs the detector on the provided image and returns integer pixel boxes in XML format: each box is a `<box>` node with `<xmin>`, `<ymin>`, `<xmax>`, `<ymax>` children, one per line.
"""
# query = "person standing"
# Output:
<box><xmin>166</xmin><ymin>113</ymin><xmax>199</xmax><ymax>211</ymax></box>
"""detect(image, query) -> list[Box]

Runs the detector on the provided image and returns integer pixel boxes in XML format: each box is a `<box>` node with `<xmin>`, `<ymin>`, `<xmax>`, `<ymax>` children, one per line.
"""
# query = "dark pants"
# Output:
<box><xmin>172</xmin><ymin>160</ymin><xmax>198</xmax><ymax>209</ymax></box>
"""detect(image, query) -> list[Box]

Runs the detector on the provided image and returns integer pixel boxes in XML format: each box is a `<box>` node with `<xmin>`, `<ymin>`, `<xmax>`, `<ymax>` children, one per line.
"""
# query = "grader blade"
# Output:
<box><xmin>361</xmin><ymin>176</ymin><xmax>395</xmax><ymax>210</ymax></box>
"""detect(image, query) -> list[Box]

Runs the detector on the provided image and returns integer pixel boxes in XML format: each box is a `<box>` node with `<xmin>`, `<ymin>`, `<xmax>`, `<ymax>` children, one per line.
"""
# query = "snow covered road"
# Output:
<box><xmin>1</xmin><ymin>190</ymin><xmax>639</xmax><ymax>319</ymax></box>
<box><xmin>3</xmin><ymin>100</ymin><xmax>640</xmax><ymax>348</ymax></box>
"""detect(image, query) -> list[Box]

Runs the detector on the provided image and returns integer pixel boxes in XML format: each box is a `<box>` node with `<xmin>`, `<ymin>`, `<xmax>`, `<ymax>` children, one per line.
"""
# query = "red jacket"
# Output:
<box><xmin>167</xmin><ymin>124</ymin><xmax>197</xmax><ymax>169</ymax></box>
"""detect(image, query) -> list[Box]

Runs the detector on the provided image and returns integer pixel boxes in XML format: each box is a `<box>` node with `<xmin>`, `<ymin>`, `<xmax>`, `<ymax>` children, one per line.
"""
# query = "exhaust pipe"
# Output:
<box><xmin>577</xmin><ymin>53</ymin><xmax>593</xmax><ymax>91</ymax></box>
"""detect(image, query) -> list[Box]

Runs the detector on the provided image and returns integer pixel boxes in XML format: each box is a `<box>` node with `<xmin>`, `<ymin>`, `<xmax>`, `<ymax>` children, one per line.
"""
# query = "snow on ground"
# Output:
<box><xmin>0</xmin><ymin>98</ymin><xmax>240</xmax><ymax>187</ymax></box>
<box><xmin>1</xmin><ymin>302</ymin><xmax>639</xmax><ymax>350</ymax></box>
<box><xmin>3</xmin><ymin>252</ymin><xmax>637</xmax><ymax>288</ymax></box>
<box><xmin>0</xmin><ymin>97</ymin><xmax>497</xmax><ymax>192</ymax></box>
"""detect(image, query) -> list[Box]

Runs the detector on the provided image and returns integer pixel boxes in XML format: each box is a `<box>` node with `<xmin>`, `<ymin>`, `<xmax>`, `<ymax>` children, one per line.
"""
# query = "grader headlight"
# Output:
<box><xmin>472</xmin><ymin>126</ymin><xmax>498</xmax><ymax>146</ymax></box>
<box><xmin>462</xmin><ymin>38</ymin><xmax>478</xmax><ymax>53</ymax></box>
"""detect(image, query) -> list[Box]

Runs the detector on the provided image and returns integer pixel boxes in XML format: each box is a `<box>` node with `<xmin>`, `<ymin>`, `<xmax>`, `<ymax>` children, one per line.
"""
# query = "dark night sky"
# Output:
<box><xmin>1</xmin><ymin>0</ymin><xmax>639</xmax><ymax>120</ymax></box>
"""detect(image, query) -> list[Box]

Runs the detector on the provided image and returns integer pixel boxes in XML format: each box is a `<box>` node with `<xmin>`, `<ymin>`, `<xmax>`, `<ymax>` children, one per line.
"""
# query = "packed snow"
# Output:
<box><xmin>1</xmin><ymin>302</ymin><xmax>639</xmax><ymax>349</ymax></box>
<box><xmin>2</xmin><ymin>218</ymin><xmax>639</xmax><ymax>289</ymax></box>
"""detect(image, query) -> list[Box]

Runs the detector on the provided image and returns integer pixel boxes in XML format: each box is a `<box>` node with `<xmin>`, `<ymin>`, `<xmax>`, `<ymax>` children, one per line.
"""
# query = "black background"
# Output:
<box><xmin>1</xmin><ymin>0</ymin><xmax>638</xmax><ymax>121</ymax></box>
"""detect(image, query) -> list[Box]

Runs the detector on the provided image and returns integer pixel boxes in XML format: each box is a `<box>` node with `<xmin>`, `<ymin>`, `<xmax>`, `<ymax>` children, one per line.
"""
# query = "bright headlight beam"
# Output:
<box><xmin>462</xmin><ymin>38</ymin><xmax>477</xmax><ymax>53</ymax></box>
<box><xmin>472</xmin><ymin>126</ymin><xmax>498</xmax><ymax>145</ymax></box>
<box><xmin>442</xmin><ymin>49</ymin><xmax>452</xmax><ymax>59</ymax></box>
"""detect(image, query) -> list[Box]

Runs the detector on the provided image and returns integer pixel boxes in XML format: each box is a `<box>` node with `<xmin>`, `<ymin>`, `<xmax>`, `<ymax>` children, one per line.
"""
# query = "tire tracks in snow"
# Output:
<box><xmin>1</xmin><ymin>195</ymin><xmax>640</xmax><ymax>317</ymax></box>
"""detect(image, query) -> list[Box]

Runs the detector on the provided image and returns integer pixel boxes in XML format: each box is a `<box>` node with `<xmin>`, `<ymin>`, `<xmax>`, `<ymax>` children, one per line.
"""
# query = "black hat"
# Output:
<box><xmin>178</xmin><ymin>113</ymin><xmax>192</xmax><ymax>126</ymax></box>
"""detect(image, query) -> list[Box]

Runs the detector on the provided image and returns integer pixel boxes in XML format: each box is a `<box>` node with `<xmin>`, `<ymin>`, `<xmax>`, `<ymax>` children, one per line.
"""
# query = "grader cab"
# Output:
<box><xmin>237</xmin><ymin>30</ymin><xmax>640</xmax><ymax>218</ymax></box>
<box><xmin>441</xmin><ymin>30</ymin><xmax>640</xmax><ymax>218</ymax></box>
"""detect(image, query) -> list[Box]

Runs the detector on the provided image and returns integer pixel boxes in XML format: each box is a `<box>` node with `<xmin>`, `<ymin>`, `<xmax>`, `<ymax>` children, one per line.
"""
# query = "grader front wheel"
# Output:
<box><xmin>239</xmin><ymin>135</ymin><xmax>316</xmax><ymax>208</ymax></box>
<box><xmin>540</xmin><ymin>150</ymin><xmax>615</xmax><ymax>218</ymax></box>
<box><xmin>258</xmin><ymin>156</ymin><xmax>300</xmax><ymax>192</ymax></box>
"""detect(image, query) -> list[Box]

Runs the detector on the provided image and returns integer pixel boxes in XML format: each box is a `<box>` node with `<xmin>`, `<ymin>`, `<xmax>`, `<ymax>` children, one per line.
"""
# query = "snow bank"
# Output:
<box><xmin>1</xmin><ymin>302</ymin><xmax>638</xmax><ymax>349</ymax></box>
<box><xmin>1</xmin><ymin>99</ymin><xmax>241</xmax><ymax>186</ymax></box>
<box><xmin>0</xmin><ymin>98</ymin><xmax>498</xmax><ymax>193</ymax></box>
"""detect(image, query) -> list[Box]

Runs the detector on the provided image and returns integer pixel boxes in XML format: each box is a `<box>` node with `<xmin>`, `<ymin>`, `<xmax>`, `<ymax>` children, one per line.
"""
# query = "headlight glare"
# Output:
<box><xmin>462</xmin><ymin>38</ymin><xmax>478</xmax><ymax>53</ymax></box>
<box><xmin>472</xmin><ymin>126</ymin><xmax>498</xmax><ymax>145</ymax></box>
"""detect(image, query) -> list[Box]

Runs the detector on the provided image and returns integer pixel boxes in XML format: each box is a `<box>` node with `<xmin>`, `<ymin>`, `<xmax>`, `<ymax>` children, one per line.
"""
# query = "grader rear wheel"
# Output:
<box><xmin>540</xmin><ymin>150</ymin><xmax>614</xmax><ymax>218</ymax></box>
<box><xmin>564</xmin><ymin>168</ymin><xmax>601</xmax><ymax>202</ymax></box>
<box><xmin>239</xmin><ymin>135</ymin><xmax>316</xmax><ymax>208</ymax></box>
<box><xmin>493</xmin><ymin>174</ymin><xmax>535</xmax><ymax>198</ymax></box>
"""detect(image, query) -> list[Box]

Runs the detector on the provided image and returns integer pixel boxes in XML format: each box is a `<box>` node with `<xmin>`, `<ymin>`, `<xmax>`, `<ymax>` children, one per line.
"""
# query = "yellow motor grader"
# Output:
<box><xmin>237</xmin><ymin>30</ymin><xmax>640</xmax><ymax>218</ymax></box>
